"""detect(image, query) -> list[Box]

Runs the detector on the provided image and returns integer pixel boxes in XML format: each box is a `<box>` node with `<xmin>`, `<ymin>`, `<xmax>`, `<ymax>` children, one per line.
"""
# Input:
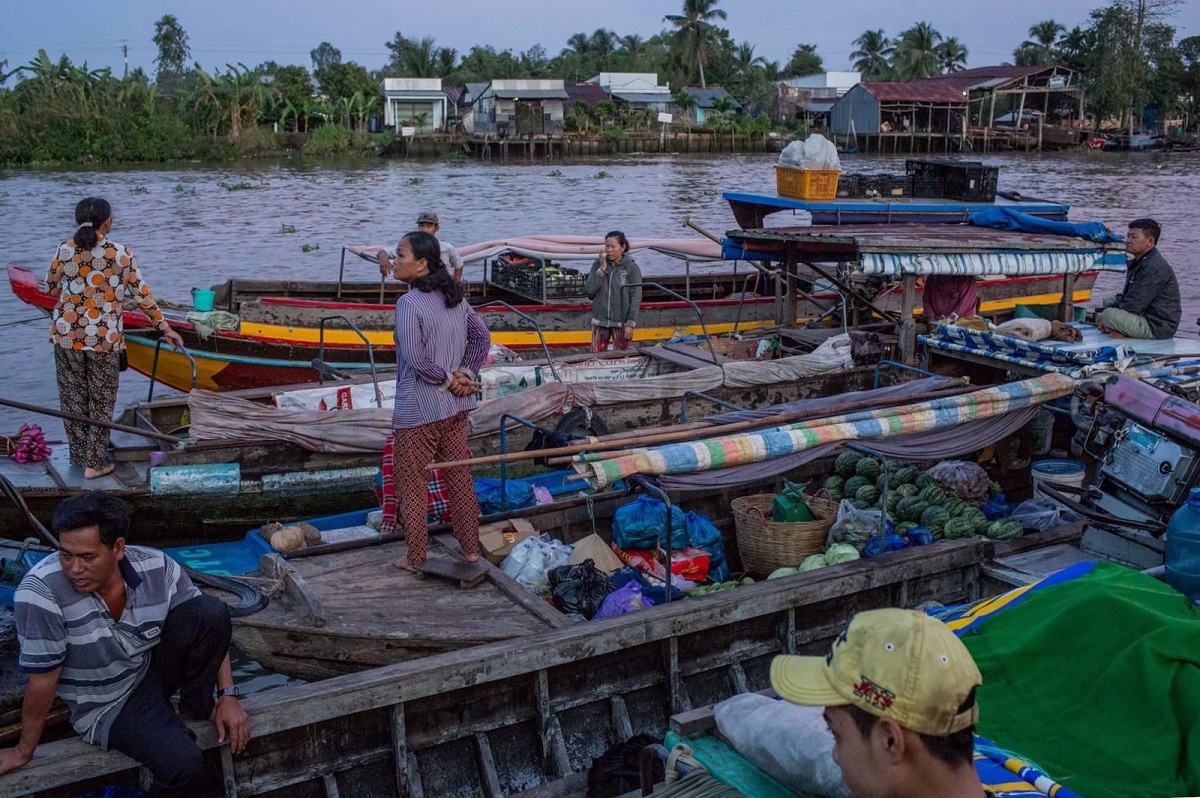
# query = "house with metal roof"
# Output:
<box><xmin>778</xmin><ymin>72</ymin><xmax>861</xmax><ymax>125</ymax></box>
<box><xmin>923</xmin><ymin>65</ymin><xmax>1085</xmax><ymax>129</ymax></box>
<box><xmin>586</xmin><ymin>72</ymin><xmax>673</xmax><ymax>114</ymax></box>
<box><xmin>678</xmin><ymin>88</ymin><xmax>743</xmax><ymax>125</ymax></box>
<box><xmin>831</xmin><ymin>81</ymin><xmax>969</xmax><ymax>137</ymax></box>
<box><xmin>382</xmin><ymin>78</ymin><xmax>449</xmax><ymax>132</ymax></box>
<box><xmin>467</xmin><ymin>79</ymin><xmax>570</xmax><ymax>136</ymax></box>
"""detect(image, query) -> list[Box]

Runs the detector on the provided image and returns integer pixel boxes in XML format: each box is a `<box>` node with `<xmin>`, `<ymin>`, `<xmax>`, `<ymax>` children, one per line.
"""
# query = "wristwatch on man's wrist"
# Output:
<box><xmin>216</xmin><ymin>685</ymin><xmax>241</xmax><ymax>700</ymax></box>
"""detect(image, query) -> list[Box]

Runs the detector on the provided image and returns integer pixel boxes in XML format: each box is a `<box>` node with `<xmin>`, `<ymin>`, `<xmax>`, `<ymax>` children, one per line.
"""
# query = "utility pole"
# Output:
<box><xmin>121</xmin><ymin>40</ymin><xmax>128</xmax><ymax>79</ymax></box>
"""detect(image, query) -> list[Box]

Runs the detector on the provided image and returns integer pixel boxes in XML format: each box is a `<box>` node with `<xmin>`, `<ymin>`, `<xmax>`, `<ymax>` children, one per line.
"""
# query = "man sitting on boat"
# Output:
<box><xmin>1097</xmin><ymin>218</ymin><xmax>1180</xmax><ymax>339</ymax></box>
<box><xmin>771</xmin><ymin>608</ymin><xmax>992</xmax><ymax>798</ymax></box>
<box><xmin>416</xmin><ymin>211</ymin><xmax>463</xmax><ymax>283</ymax></box>
<box><xmin>0</xmin><ymin>492</ymin><xmax>250</xmax><ymax>794</ymax></box>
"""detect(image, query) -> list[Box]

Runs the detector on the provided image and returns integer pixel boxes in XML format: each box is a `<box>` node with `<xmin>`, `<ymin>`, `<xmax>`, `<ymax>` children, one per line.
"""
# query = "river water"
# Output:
<box><xmin>0</xmin><ymin>150</ymin><xmax>1196</xmax><ymax>430</ymax></box>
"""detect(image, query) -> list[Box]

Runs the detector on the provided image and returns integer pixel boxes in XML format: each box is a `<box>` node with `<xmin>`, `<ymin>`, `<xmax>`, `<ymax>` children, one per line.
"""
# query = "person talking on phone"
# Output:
<box><xmin>584</xmin><ymin>230</ymin><xmax>642</xmax><ymax>352</ymax></box>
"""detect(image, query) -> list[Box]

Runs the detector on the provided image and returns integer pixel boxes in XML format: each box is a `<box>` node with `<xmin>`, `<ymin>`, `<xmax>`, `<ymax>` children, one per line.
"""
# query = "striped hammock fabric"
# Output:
<box><xmin>860</xmin><ymin>250</ymin><xmax>1120</xmax><ymax>277</ymax></box>
<box><xmin>573</xmin><ymin>373</ymin><xmax>1076</xmax><ymax>488</ymax></box>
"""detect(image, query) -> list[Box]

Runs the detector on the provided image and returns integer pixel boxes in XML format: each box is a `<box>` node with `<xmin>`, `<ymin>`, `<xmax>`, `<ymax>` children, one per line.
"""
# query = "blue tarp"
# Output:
<box><xmin>968</xmin><ymin>207</ymin><xmax>1123</xmax><ymax>244</ymax></box>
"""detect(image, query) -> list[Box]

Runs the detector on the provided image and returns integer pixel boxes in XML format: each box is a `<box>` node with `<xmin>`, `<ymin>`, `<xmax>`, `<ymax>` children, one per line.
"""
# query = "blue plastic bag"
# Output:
<box><xmin>612</xmin><ymin>496</ymin><xmax>689</xmax><ymax>551</ymax></box>
<box><xmin>474</xmin><ymin>478</ymin><xmax>535</xmax><ymax>515</ymax></box>
<box><xmin>905</xmin><ymin>526</ymin><xmax>935</xmax><ymax>546</ymax></box>
<box><xmin>862</xmin><ymin>533</ymin><xmax>912</xmax><ymax>558</ymax></box>
<box><xmin>593</xmin><ymin>581</ymin><xmax>654</xmax><ymax>619</ymax></box>
<box><xmin>982</xmin><ymin>493</ymin><xmax>1011</xmax><ymax>521</ymax></box>
<box><xmin>684</xmin><ymin>511</ymin><xmax>730</xmax><ymax>583</ymax></box>
<box><xmin>611</xmin><ymin>566</ymin><xmax>686</xmax><ymax>605</ymax></box>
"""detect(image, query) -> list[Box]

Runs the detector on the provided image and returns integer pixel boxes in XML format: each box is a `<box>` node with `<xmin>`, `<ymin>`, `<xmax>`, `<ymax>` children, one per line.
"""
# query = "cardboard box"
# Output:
<box><xmin>479</xmin><ymin>518</ymin><xmax>538</xmax><ymax>565</ymax></box>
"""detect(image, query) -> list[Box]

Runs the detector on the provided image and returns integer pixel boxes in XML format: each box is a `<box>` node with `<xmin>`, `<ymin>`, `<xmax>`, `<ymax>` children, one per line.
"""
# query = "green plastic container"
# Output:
<box><xmin>772</xmin><ymin>481</ymin><xmax>814</xmax><ymax>522</ymax></box>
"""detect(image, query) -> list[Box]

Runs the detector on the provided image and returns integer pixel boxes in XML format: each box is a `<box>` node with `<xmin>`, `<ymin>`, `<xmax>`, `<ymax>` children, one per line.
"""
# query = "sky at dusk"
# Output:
<box><xmin>4</xmin><ymin>0</ymin><xmax>1199</xmax><ymax>78</ymax></box>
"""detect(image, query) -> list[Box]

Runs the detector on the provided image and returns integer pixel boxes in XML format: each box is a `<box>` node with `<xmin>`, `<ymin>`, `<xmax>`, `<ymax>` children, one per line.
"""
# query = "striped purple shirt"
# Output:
<box><xmin>392</xmin><ymin>288</ymin><xmax>491</xmax><ymax>429</ymax></box>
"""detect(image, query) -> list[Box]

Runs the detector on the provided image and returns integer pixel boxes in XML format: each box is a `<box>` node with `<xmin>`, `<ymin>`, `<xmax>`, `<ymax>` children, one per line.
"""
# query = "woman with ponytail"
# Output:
<box><xmin>47</xmin><ymin>197</ymin><xmax>184</xmax><ymax>479</ymax></box>
<box><xmin>378</xmin><ymin>231</ymin><xmax>491</xmax><ymax>571</ymax></box>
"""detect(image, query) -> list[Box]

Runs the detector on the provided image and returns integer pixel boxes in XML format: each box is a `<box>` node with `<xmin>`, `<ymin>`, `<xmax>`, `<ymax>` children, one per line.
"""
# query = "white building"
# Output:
<box><xmin>587</xmin><ymin>72</ymin><xmax>672</xmax><ymax>113</ymax></box>
<box><xmin>382</xmin><ymin>78</ymin><xmax>448</xmax><ymax>132</ymax></box>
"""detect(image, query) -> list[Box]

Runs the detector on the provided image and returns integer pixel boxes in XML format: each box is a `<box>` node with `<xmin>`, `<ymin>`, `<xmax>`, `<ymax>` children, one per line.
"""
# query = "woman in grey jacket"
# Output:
<box><xmin>584</xmin><ymin>230</ymin><xmax>643</xmax><ymax>352</ymax></box>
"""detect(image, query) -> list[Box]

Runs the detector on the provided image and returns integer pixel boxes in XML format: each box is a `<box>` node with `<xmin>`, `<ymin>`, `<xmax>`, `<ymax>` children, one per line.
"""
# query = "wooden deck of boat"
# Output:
<box><xmin>232</xmin><ymin>534</ymin><xmax>570</xmax><ymax>679</ymax></box>
<box><xmin>0</xmin><ymin>442</ymin><xmax>149</xmax><ymax>493</ymax></box>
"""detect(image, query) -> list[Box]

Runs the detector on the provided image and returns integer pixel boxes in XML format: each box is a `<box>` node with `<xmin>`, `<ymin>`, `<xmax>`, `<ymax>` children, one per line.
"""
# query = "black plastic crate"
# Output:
<box><xmin>836</xmin><ymin>174</ymin><xmax>860</xmax><ymax>198</ymax></box>
<box><xmin>490</xmin><ymin>257</ymin><xmax>586</xmax><ymax>300</ymax></box>
<box><xmin>842</xmin><ymin>173</ymin><xmax>911</xmax><ymax>198</ymax></box>
<box><xmin>942</xmin><ymin>165</ymin><xmax>999</xmax><ymax>202</ymax></box>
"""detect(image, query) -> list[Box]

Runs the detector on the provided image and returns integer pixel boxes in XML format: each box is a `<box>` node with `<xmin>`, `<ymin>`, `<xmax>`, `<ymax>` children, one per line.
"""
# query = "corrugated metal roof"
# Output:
<box><xmin>798</xmin><ymin>99</ymin><xmax>836</xmax><ymax>112</ymax></box>
<box><xmin>858</xmin><ymin>82</ymin><xmax>969</xmax><ymax>104</ymax></box>
<box><xmin>681</xmin><ymin>88</ymin><xmax>743</xmax><ymax>110</ymax></box>
<box><xmin>492</xmin><ymin>88</ymin><xmax>569</xmax><ymax>100</ymax></box>
<box><xmin>383</xmin><ymin>89</ymin><xmax>447</xmax><ymax>99</ymax></box>
<box><xmin>612</xmin><ymin>92</ymin><xmax>672</xmax><ymax>104</ymax></box>
<box><xmin>565</xmin><ymin>83</ymin><xmax>611</xmax><ymax>110</ymax></box>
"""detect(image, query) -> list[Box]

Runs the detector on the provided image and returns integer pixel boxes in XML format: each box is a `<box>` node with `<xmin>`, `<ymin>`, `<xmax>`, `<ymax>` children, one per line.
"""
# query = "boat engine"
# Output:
<box><xmin>1060</xmin><ymin>375</ymin><xmax>1200</xmax><ymax>568</ymax></box>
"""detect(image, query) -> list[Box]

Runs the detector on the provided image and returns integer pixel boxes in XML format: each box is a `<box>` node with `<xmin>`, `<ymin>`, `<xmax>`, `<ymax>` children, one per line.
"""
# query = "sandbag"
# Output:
<box><xmin>713</xmin><ymin>693</ymin><xmax>852</xmax><ymax>798</ymax></box>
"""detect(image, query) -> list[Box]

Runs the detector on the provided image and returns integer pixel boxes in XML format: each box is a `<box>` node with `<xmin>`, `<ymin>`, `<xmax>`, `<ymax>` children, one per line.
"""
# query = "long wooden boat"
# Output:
<box><xmin>9</xmin><ymin>254</ymin><xmax>1096</xmax><ymax>393</ymax></box>
<box><xmin>0</xmin><ymin>344</ymin><xmax>911</xmax><ymax>542</ymax></box>
<box><xmin>0</xmin><ymin>526</ymin><xmax>1085</xmax><ymax>798</ymax></box>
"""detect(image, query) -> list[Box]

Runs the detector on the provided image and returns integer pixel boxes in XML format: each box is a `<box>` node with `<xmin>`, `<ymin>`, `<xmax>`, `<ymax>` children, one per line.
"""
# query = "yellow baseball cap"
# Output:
<box><xmin>770</xmin><ymin>608</ymin><xmax>982</xmax><ymax>736</ymax></box>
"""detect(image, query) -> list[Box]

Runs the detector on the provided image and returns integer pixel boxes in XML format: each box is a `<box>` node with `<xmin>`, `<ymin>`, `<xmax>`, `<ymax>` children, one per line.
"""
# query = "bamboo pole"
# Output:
<box><xmin>0</xmin><ymin>396</ymin><xmax>180</xmax><ymax>445</ymax></box>
<box><xmin>430</xmin><ymin>383</ymin><xmax>972</xmax><ymax>471</ymax></box>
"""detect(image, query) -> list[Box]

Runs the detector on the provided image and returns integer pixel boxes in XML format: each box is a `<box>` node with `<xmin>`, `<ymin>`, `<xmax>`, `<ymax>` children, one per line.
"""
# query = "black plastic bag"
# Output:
<box><xmin>586</xmin><ymin>733</ymin><xmax>663</xmax><ymax>798</ymax></box>
<box><xmin>548</xmin><ymin>559</ymin><xmax>615</xmax><ymax>620</ymax></box>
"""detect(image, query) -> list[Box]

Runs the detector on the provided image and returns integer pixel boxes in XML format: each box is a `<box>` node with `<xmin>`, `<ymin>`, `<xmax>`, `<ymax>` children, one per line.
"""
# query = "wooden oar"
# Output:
<box><xmin>0</xmin><ymin>396</ymin><xmax>180</xmax><ymax>445</ymax></box>
<box><xmin>430</xmin><ymin>382</ymin><xmax>973</xmax><ymax>470</ymax></box>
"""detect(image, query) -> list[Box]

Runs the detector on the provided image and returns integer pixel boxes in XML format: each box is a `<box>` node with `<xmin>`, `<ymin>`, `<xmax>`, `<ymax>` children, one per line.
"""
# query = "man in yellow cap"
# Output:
<box><xmin>770</xmin><ymin>608</ymin><xmax>991</xmax><ymax>798</ymax></box>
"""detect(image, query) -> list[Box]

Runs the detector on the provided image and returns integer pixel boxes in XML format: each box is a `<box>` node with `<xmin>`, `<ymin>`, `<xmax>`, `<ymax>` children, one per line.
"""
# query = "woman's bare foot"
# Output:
<box><xmin>393</xmin><ymin>560</ymin><xmax>420</xmax><ymax>573</ymax></box>
<box><xmin>465</xmin><ymin>554</ymin><xmax>481</xmax><ymax>564</ymax></box>
<box><xmin>84</xmin><ymin>464</ymin><xmax>116</xmax><ymax>479</ymax></box>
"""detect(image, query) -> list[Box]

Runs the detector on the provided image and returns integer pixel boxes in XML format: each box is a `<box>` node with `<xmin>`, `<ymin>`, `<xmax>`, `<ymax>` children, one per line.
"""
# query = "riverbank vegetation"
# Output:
<box><xmin>0</xmin><ymin>0</ymin><xmax>1196</xmax><ymax>166</ymax></box>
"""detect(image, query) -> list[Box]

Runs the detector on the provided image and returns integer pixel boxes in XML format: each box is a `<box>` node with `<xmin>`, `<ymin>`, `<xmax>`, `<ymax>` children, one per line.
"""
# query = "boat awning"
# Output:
<box><xmin>344</xmin><ymin>236</ymin><xmax>729</xmax><ymax>267</ymax></box>
<box><xmin>722</xmin><ymin>224</ymin><xmax>1126</xmax><ymax>277</ymax></box>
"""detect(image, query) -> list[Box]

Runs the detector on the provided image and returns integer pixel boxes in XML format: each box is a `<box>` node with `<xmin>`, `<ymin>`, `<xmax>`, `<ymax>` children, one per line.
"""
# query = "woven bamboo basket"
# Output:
<box><xmin>731</xmin><ymin>493</ymin><xmax>836</xmax><ymax>575</ymax></box>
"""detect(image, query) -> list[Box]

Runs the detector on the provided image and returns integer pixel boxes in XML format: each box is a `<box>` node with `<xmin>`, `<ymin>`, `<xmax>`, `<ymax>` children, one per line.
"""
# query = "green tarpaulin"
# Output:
<box><xmin>963</xmin><ymin>563</ymin><xmax>1200</xmax><ymax>798</ymax></box>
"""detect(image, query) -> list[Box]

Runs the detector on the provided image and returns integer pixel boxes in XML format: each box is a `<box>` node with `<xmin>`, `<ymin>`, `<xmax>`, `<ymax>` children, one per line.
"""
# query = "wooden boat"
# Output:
<box><xmin>723</xmin><ymin>190</ymin><xmax>1072</xmax><ymax>228</ymax></box>
<box><xmin>0</xmin><ymin>526</ymin><xmax>1084</xmax><ymax>798</ymax></box>
<box><xmin>0</xmin><ymin>342</ymin><xmax>911</xmax><ymax>542</ymax></box>
<box><xmin>9</xmin><ymin>238</ymin><xmax>1096</xmax><ymax>394</ymax></box>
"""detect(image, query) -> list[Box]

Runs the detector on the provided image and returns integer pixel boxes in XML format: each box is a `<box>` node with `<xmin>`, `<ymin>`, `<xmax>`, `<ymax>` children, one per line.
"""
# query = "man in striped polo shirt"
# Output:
<box><xmin>0</xmin><ymin>492</ymin><xmax>250</xmax><ymax>795</ymax></box>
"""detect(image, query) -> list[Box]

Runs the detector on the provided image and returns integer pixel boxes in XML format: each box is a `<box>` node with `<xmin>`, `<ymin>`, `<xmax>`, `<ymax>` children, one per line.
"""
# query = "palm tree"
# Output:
<box><xmin>619</xmin><ymin>34</ymin><xmax>645</xmax><ymax>55</ymax></box>
<box><xmin>1021</xmin><ymin>20</ymin><xmax>1065</xmax><ymax>65</ymax></box>
<box><xmin>892</xmin><ymin>22</ymin><xmax>943</xmax><ymax>81</ymax></box>
<box><xmin>672</xmin><ymin>89</ymin><xmax>699</xmax><ymax>127</ymax></box>
<box><xmin>851</xmin><ymin>30</ymin><xmax>894</xmax><ymax>81</ymax></box>
<box><xmin>404</xmin><ymin>37</ymin><xmax>440</xmax><ymax>78</ymax></box>
<box><xmin>561</xmin><ymin>32</ymin><xmax>592</xmax><ymax>59</ymax></box>
<box><xmin>937</xmin><ymin>37</ymin><xmax>968</xmax><ymax>73</ymax></box>
<box><xmin>733</xmin><ymin>42</ymin><xmax>765</xmax><ymax>76</ymax></box>
<box><xmin>665</xmin><ymin>0</ymin><xmax>727</xmax><ymax>89</ymax></box>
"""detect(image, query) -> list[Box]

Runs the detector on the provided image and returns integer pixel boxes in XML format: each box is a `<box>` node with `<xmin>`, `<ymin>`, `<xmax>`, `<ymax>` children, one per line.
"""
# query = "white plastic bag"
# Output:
<box><xmin>925</xmin><ymin>460</ymin><xmax>992</xmax><ymax>505</ymax></box>
<box><xmin>500</xmin><ymin>536</ymin><xmax>573</xmax><ymax>592</ymax></box>
<box><xmin>1009</xmin><ymin>497</ymin><xmax>1082</xmax><ymax>531</ymax></box>
<box><xmin>830</xmin><ymin>498</ymin><xmax>885</xmax><ymax>548</ymax></box>
<box><xmin>779</xmin><ymin>140</ymin><xmax>805</xmax><ymax>167</ymax></box>
<box><xmin>799</xmin><ymin>133</ymin><xmax>841</xmax><ymax>170</ymax></box>
<box><xmin>714</xmin><ymin>693</ymin><xmax>852</xmax><ymax>798</ymax></box>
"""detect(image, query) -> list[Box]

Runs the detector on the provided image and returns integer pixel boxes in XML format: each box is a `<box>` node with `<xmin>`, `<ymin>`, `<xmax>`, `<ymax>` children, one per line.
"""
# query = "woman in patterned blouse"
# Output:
<box><xmin>48</xmin><ymin>197</ymin><xmax>185</xmax><ymax>478</ymax></box>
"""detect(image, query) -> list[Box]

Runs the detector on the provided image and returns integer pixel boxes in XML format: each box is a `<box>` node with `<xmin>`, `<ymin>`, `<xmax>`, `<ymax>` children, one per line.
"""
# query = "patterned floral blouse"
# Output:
<box><xmin>47</xmin><ymin>236</ymin><xmax>170</xmax><ymax>352</ymax></box>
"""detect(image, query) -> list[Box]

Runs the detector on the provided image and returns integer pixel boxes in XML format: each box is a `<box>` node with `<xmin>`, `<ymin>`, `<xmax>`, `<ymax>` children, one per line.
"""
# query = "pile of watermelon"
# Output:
<box><xmin>820</xmin><ymin>451</ymin><xmax>1019</xmax><ymax>542</ymax></box>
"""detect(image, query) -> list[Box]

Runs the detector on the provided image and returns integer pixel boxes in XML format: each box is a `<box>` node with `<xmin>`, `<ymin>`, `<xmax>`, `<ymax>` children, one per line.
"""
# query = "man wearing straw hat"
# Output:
<box><xmin>771</xmin><ymin>608</ymin><xmax>992</xmax><ymax>798</ymax></box>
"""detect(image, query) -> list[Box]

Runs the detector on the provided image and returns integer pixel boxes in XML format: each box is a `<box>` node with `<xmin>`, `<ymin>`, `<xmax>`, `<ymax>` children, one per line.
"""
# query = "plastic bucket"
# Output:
<box><xmin>1027</xmin><ymin>408</ymin><xmax>1055</xmax><ymax>456</ymax></box>
<box><xmin>1031</xmin><ymin>459</ymin><xmax>1086</xmax><ymax>494</ymax></box>
<box><xmin>191</xmin><ymin>288</ymin><xmax>216</xmax><ymax>312</ymax></box>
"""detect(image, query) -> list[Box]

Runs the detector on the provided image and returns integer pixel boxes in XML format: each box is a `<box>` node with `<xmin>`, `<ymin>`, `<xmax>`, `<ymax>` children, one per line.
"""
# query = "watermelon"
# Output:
<box><xmin>886</xmin><ymin>459</ymin><xmax>904</xmax><ymax>473</ymax></box>
<box><xmin>836</xmin><ymin>451</ymin><xmax>864</xmax><ymax>478</ymax></box>
<box><xmin>855</xmin><ymin>485</ymin><xmax>881</xmax><ymax>506</ymax></box>
<box><xmin>918</xmin><ymin>485</ymin><xmax>945</xmax><ymax>506</ymax></box>
<box><xmin>894</xmin><ymin>521</ymin><xmax>918</xmax><ymax>535</ymax></box>
<box><xmin>989</xmin><ymin>481</ymin><xmax>1004</xmax><ymax>498</ymax></box>
<box><xmin>823</xmin><ymin>475</ymin><xmax>846</xmax><ymax>493</ymax></box>
<box><xmin>826</xmin><ymin>488</ymin><xmax>845</xmax><ymax>503</ymax></box>
<box><xmin>855</xmin><ymin>458</ymin><xmax>882</xmax><ymax>480</ymax></box>
<box><xmin>920</xmin><ymin>506</ymin><xmax>950</xmax><ymax>536</ymax></box>
<box><xmin>963</xmin><ymin>508</ymin><xmax>990</xmax><ymax>534</ymax></box>
<box><xmin>885</xmin><ymin>491</ymin><xmax>902</xmax><ymax>514</ymax></box>
<box><xmin>852</xmin><ymin>498</ymin><xmax>875</xmax><ymax>511</ymax></box>
<box><xmin>985</xmin><ymin>519</ymin><xmax>1023</xmax><ymax>540</ymax></box>
<box><xmin>896</xmin><ymin>483</ymin><xmax>921</xmax><ymax>498</ymax></box>
<box><xmin>875</xmin><ymin>474</ymin><xmax>891</xmax><ymax>493</ymax></box>
<box><xmin>942</xmin><ymin>498</ymin><xmax>968</xmax><ymax>518</ymax></box>
<box><xmin>898</xmin><ymin>498</ymin><xmax>929</xmax><ymax>523</ymax></box>
<box><xmin>844</xmin><ymin>476</ymin><xmax>872</xmax><ymax>496</ymax></box>
<box><xmin>915</xmin><ymin>472</ymin><xmax>937</xmax><ymax>490</ymax></box>
<box><xmin>943</xmin><ymin>518</ymin><xmax>975</xmax><ymax>540</ymax></box>
<box><xmin>893</xmin><ymin>466</ymin><xmax>918</xmax><ymax>485</ymax></box>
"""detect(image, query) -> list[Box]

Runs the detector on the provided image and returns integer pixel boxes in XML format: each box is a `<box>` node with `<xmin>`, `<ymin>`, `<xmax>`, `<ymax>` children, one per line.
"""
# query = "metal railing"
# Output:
<box><xmin>873</xmin><ymin>360</ymin><xmax>936</xmax><ymax>390</ymax></box>
<box><xmin>476</xmin><ymin>300</ymin><xmax>560</xmax><ymax>383</ymax></box>
<box><xmin>146</xmin><ymin>338</ymin><xmax>198</xmax><ymax>402</ymax></box>
<box><xmin>316</xmin><ymin>315</ymin><xmax>382</xmax><ymax>408</ymax></box>
<box><xmin>629</xmin><ymin>475</ymin><xmax>677</xmax><ymax>604</ymax></box>
<box><xmin>623</xmin><ymin>282</ymin><xmax>720</xmax><ymax>366</ymax></box>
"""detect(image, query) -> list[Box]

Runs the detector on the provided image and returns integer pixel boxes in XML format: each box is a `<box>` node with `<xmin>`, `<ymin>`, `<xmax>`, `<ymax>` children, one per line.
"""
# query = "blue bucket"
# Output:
<box><xmin>191</xmin><ymin>288</ymin><xmax>216</xmax><ymax>312</ymax></box>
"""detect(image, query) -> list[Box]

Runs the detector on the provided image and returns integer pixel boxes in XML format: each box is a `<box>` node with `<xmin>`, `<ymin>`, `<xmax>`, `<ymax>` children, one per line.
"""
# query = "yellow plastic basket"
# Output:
<box><xmin>775</xmin><ymin>166</ymin><xmax>840</xmax><ymax>200</ymax></box>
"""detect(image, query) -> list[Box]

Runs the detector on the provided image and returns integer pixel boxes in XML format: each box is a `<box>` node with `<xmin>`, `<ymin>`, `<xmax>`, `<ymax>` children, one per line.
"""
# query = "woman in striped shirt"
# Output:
<box><xmin>48</xmin><ymin>197</ymin><xmax>184</xmax><ymax>479</ymax></box>
<box><xmin>379</xmin><ymin>231</ymin><xmax>491</xmax><ymax>571</ymax></box>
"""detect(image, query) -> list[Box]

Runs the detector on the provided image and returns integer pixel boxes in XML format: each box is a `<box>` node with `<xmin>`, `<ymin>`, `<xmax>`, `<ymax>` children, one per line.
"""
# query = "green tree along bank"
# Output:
<box><xmin>0</xmin><ymin>1</ymin><xmax>1196</xmax><ymax>167</ymax></box>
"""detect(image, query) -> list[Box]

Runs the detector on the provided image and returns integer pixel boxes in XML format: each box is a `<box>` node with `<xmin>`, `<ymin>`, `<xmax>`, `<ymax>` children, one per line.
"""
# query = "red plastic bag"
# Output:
<box><xmin>610</xmin><ymin>543</ymin><xmax>711</xmax><ymax>583</ymax></box>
